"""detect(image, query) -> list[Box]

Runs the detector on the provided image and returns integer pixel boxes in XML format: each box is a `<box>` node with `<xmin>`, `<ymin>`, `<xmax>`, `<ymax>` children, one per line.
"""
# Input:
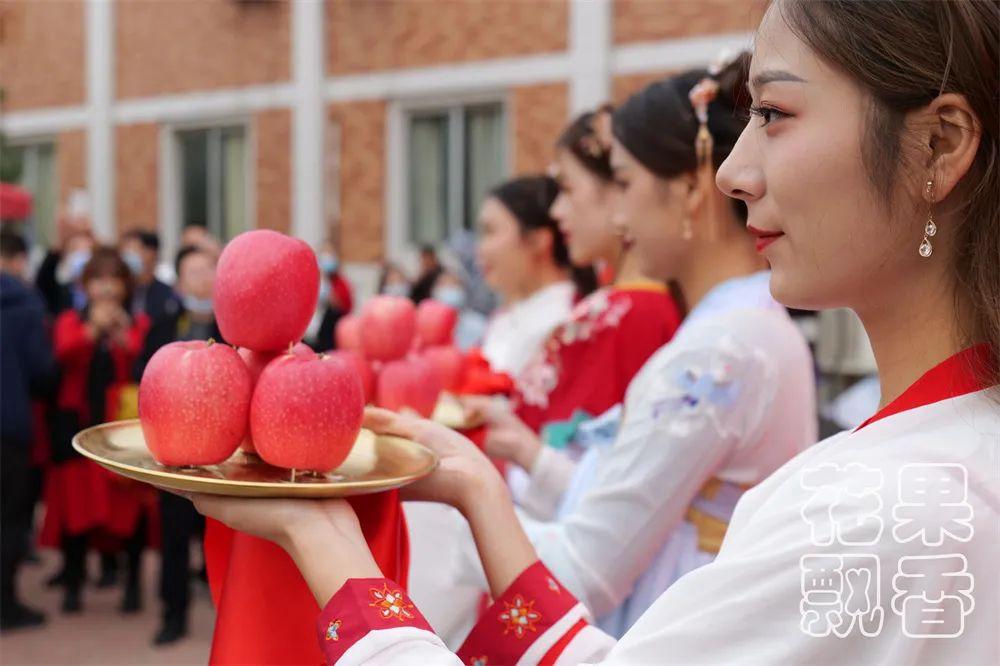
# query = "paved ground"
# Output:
<box><xmin>1</xmin><ymin>549</ymin><xmax>213</xmax><ymax>665</ymax></box>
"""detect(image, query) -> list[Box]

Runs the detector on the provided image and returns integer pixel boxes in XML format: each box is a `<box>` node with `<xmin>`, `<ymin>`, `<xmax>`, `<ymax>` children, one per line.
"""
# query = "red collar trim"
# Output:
<box><xmin>855</xmin><ymin>344</ymin><xmax>996</xmax><ymax>431</ymax></box>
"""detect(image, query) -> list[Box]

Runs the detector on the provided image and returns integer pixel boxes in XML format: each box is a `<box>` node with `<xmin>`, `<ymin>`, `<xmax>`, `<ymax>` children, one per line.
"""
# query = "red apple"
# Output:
<box><xmin>214</xmin><ymin>230</ymin><xmax>320</xmax><ymax>352</ymax></box>
<box><xmin>416</xmin><ymin>300</ymin><xmax>458</xmax><ymax>348</ymax></box>
<box><xmin>236</xmin><ymin>348</ymin><xmax>279</xmax><ymax>453</ymax></box>
<box><xmin>235</xmin><ymin>346</ymin><xmax>312</xmax><ymax>453</ymax></box>
<box><xmin>250</xmin><ymin>351</ymin><xmax>365</xmax><ymax>471</ymax></box>
<box><xmin>139</xmin><ymin>340</ymin><xmax>252</xmax><ymax>466</ymax></box>
<box><xmin>421</xmin><ymin>345</ymin><xmax>465</xmax><ymax>392</ymax></box>
<box><xmin>328</xmin><ymin>350</ymin><xmax>376</xmax><ymax>404</ymax></box>
<box><xmin>376</xmin><ymin>356</ymin><xmax>442</xmax><ymax>418</ymax></box>
<box><xmin>358</xmin><ymin>295</ymin><xmax>416</xmax><ymax>362</ymax></box>
<box><xmin>334</xmin><ymin>314</ymin><xmax>362</xmax><ymax>353</ymax></box>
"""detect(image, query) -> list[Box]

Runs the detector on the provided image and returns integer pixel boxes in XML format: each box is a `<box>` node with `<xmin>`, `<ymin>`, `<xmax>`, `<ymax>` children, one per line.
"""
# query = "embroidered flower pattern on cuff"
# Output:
<box><xmin>368</xmin><ymin>583</ymin><xmax>416</xmax><ymax>622</ymax></box>
<box><xmin>325</xmin><ymin>619</ymin><xmax>342</xmax><ymax>642</ymax></box>
<box><xmin>498</xmin><ymin>595</ymin><xmax>542</xmax><ymax>638</ymax></box>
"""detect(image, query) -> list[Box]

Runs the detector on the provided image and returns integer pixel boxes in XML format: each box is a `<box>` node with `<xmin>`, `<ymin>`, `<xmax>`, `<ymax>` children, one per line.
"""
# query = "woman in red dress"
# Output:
<box><xmin>40</xmin><ymin>247</ymin><xmax>151</xmax><ymax>613</ymax></box>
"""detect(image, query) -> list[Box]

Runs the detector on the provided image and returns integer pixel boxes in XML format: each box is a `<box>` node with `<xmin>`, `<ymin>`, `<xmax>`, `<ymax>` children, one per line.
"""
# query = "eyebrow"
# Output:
<box><xmin>750</xmin><ymin>70</ymin><xmax>807</xmax><ymax>90</ymax></box>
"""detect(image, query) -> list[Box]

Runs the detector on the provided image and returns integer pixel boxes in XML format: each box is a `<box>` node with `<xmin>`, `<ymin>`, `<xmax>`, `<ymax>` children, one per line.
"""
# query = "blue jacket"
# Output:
<box><xmin>1</xmin><ymin>272</ymin><xmax>56</xmax><ymax>445</ymax></box>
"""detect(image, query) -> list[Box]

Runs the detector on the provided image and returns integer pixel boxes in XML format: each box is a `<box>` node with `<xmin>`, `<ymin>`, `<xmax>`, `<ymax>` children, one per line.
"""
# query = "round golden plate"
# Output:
<box><xmin>432</xmin><ymin>393</ymin><xmax>484</xmax><ymax>430</ymax></box>
<box><xmin>72</xmin><ymin>419</ymin><xmax>438</xmax><ymax>498</ymax></box>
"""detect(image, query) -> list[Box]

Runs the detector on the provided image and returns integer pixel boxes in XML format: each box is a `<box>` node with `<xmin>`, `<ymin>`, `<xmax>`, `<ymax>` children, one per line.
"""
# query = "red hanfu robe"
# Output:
<box><xmin>514</xmin><ymin>282</ymin><xmax>682</xmax><ymax>435</ymax></box>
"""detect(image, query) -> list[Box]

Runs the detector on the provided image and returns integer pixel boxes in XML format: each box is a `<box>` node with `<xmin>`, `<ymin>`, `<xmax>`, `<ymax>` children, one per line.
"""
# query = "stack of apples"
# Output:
<box><xmin>336</xmin><ymin>291</ymin><xmax>466</xmax><ymax>419</ymax></box>
<box><xmin>138</xmin><ymin>229</ymin><xmax>466</xmax><ymax>474</ymax></box>
<box><xmin>139</xmin><ymin>230</ymin><xmax>364</xmax><ymax>473</ymax></box>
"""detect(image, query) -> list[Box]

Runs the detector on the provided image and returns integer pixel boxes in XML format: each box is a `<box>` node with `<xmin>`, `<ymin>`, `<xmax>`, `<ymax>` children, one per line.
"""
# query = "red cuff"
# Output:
<box><xmin>316</xmin><ymin>578</ymin><xmax>434</xmax><ymax>664</ymax></box>
<box><xmin>457</xmin><ymin>561</ymin><xmax>579</xmax><ymax>666</ymax></box>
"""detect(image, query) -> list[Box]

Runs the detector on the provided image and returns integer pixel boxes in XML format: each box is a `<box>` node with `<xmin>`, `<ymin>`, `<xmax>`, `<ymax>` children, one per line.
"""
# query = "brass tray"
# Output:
<box><xmin>72</xmin><ymin>419</ymin><xmax>437</xmax><ymax>498</ymax></box>
<box><xmin>432</xmin><ymin>393</ymin><xmax>485</xmax><ymax>431</ymax></box>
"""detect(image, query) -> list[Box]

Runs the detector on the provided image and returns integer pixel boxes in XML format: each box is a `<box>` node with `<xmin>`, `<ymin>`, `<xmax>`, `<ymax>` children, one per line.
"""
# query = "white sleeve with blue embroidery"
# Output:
<box><xmin>520</xmin><ymin>322</ymin><xmax>780</xmax><ymax>617</ymax></box>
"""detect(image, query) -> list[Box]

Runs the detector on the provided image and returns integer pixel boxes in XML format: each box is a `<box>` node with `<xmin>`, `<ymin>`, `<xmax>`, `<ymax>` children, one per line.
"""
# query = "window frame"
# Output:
<box><xmin>6</xmin><ymin>135</ymin><xmax>59</xmax><ymax>252</ymax></box>
<box><xmin>159</xmin><ymin>116</ymin><xmax>255</xmax><ymax>269</ymax></box>
<box><xmin>387</xmin><ymin>91</ymin><xmax>509</xmax><ymax>268</ymax></box>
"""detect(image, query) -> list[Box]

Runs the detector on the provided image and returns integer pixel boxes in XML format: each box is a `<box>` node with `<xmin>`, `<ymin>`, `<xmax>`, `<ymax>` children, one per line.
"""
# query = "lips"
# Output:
<box><xmin>747</xmin><ymin>225</ymin><xmax>785</xmax><ymax>253</ymax></box>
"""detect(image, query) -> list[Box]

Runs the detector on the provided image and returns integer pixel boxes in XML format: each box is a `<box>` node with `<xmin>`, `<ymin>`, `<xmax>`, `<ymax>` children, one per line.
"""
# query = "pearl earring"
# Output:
<box><xmin>919</xmin><ymin>180</ymin><xmax>937</xmax><ymax>258</ymax></box>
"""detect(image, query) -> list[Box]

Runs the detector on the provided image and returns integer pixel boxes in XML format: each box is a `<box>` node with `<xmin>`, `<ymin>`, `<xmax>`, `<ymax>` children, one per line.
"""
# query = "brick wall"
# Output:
<box><xmin>115</xmin><ymin>0</ymin><xmax>290</xmax><ymax>99</ymax></box>
<box><xmin>613</xmin><ymin>0</ymin><xmax>759</xmax><ymax>44</ymax></box>
<box><xmin>511</xmin><ymin>82</ymin><xmax>569</xmax><ymax>175</ymax></box>
<box><xmin>612</xmin><ymin>71</ymin><xmax>673</xmax><ymax>104</ymax></box>
<box><xmin>254</xmin><ymin>109</ymin><xmax>291</xmax><ymax>234</ymax></box>
<box><xmin>56</xmin><ymin>130</ymin><xmax>86</xmax><ymax>204</ymax></box>
<box><xmin>326</xmin><ymin>0</ymin><xmax>567</xmax><ymax>75</ymax></box>
<box><xmin>329</xmin><ymin>100</ymin><xmax>385</xmax><ymax>262</ymax></box>
<box><xmin>0</xmin><ymin>1</ymin><xmax>85</xmax><ymax>110</ymax></box>
<box><xmin>116</xmin><ymin>123</ymin><xmax>159</xmax><ymax>232</ymax></box>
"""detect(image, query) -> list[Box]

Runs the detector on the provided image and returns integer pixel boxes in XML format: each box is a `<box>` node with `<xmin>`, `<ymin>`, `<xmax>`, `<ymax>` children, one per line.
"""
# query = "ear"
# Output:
<box><xmin>527</xmin><ymin>226</ymin><xmax>555</xmax><ymax>260</ymax></box>
<box><xmin>920</xmin><ymin>93</ymin><xmax>982</xmax><ymax>201</ymax></box>
<box><xmin>680</xmin><ymin>172</ymin><xmax>707</xmax><ymax>219</ymax></box>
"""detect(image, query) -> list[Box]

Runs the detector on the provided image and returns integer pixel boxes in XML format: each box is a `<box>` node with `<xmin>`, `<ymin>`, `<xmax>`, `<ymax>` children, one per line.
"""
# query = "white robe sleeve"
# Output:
<box><xmin>518</xmin><ymin>446</ymin><xmax>579</xmax><ymax>521</ymax></box>
<box><xmin>523</xmin><ymin>331</ymin><xmax>778</xmax><ymax>616</ymax></box>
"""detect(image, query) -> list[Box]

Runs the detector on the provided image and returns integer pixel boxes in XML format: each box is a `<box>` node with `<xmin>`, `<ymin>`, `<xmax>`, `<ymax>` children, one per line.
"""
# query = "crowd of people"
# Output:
<box><xmin>0</xmin><ymin>213</ymin><xmax>490</xmax><ymax>644</ymax></box>
<box><xmin>2</xmin><ymin>1</ymin><xmax>998</xmax><ymax>664</ymax></box>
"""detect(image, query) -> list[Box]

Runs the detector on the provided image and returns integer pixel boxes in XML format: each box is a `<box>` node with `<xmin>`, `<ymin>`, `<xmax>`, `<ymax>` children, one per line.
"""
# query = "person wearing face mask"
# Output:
<box><xmin>40</xmin><ymin>248</ymin><xmax>152</xmax><ymax>617</ymax></box>
<box><xmin>0</xmin><ymin>230</ymin><xmax>56</xmax><ymax>631</ymax></box>
<box><xmin>35</xmin><ymin>221</ymin><xmax>95</xmax><ymax>316</ymax></box>
<box><xmin>377</xmin><ymin>262</ymin><xmax>412</xmax><ymax>298</ymax></box>
<box><xmin>312</xmin><ymin>241</ymin><xmax>354</xmax><ymax>353</ymax></box>
<box><xmin>132</xmin><ymin>244</ymin><xmax>221</xmax><ymax>646</ymax></box>
<box><xmin>119</xmin><ymin>230</ymin><xmax>180</xmax><ymax>323</ymax></box>
<box><xmin>430</xmin><ymin>270</ymin><xmax>487</xmax><ymax>351</ymax></box>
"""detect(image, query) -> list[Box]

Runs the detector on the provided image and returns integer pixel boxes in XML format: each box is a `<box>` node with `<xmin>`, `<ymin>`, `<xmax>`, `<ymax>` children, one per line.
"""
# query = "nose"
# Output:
<box><xmin>716</xmin><ymin>127</ymin><xmax>764</xmax><ymax>204</ymax></box>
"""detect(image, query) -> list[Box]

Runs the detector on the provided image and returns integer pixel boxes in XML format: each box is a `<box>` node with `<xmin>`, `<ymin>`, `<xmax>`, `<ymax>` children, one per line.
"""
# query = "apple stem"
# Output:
<box><xmin>291</xmin><ymin>468</ymin><xmax>297</xmax><ymax>482</ymax></box>
<box><xmin>288</xmin><ymin>342</ymin><xmax>294</xmax><ymax>354</ymax></box>
<box><xmin>206</xmin><ymin>338</ymin><xmax>215</xmax><ymax>347</ymax></box>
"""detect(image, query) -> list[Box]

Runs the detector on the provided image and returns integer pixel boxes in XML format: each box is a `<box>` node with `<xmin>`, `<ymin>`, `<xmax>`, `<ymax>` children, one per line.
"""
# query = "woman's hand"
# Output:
<box><xmin>186</xmin><ymin>493</ymin><xmax>348</xmax><ymax>549</ymax></box>
<box><xmin>460</xmin><ymin>396</ymin><xmax>542</xmax><ymax>470</ymax></box>
<box><xmin>483</xmin><ymin>414</ymin><xmax>542</xmax><ymax>470</ymax></box>
<box><xmin>362</xmin><ymin>407</ymin><xmax>506</xmax><ymax>515</ymax></box>
<box><xmin>183</xmin><ymin>492</ymin><xmax>383</xmax><ymax>605</ymax></box>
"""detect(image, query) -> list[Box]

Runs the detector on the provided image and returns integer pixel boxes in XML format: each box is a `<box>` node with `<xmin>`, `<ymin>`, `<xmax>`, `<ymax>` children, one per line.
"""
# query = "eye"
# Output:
<box><xmin>749</xmin><ymin>105</ymin><xmax>790</xmax><ymax>127</ymax></box>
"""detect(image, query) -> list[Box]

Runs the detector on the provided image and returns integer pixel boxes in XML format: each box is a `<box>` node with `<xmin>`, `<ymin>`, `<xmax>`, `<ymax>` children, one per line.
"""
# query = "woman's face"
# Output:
<box><xmin>610</xmin><ymin>140</ymin><xmax>690</xmax><ymax>282</ymax></box>
<box><xmin>549</xmin><ymin>150</ymin><xmax>618</xmax><ymax>267</ymax></box>
<box><xmin>85</xmin><ymin>275</ymin><xmax>126</xmax><ymax>304</ymax></box>
<box><xmin>716</xmin><ymin>8</ymin><xmax>925</xmax><ymax>312</ymax></box>
<box><xmin>476</xmin><ymin>197</ymin><xmax>547</xmax><ymax>299</ymax></box>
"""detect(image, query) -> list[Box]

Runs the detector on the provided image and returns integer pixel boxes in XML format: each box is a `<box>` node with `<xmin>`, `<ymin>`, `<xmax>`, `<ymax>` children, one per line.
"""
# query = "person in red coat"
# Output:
<box><xmin>40</xmin><ymin>247</ymin><xmax>151</xmax><ymax>614</ymax></box>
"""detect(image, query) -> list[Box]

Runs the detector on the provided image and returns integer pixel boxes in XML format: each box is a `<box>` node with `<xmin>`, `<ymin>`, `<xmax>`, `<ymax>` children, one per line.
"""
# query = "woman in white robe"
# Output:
<box><xmin>473</xmin><ymin>176</ymin><xmax>578</xmax><ymax>377</ymax></box>
<box><xmin>188</xmin><ymin>1</ymin><xmax>1000</xmax><ymax>663</ymax></box>
<box><xmin>436</xmin><ymin>64</ymin><xmax>817</xmax><ymax>643</ymax></box>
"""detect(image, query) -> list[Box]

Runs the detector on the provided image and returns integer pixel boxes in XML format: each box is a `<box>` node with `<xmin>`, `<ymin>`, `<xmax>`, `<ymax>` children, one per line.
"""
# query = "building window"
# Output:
<box><xmin>6</xmin><ymin>141</ymin><xmax>57</xmax><ymax>248</ymax></box>
<box><xmin>406</xmin><ymin>102</ymin><xmax>505</xmax><ymax>246</ymax></box>
<box><xmin>176</xmin><ymin>125</ymin><xmax>248</xmax><ymax>242</ymax></box>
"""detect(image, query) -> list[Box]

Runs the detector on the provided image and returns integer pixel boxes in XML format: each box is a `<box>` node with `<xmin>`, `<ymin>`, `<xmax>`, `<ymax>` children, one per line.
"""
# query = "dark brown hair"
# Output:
<box><xmin>612</xmin><ymin>54</ymin><xmax>752</xmax><ymax>221</ymax></box>
<box><xmin>490</xmin><ymin>176</ymin><xmax>597</xmax><ymax>297</ymax></box>
<box><xmin>555</xmin><ymin>106</ymin><xmax>615</xmax><ymax>182</ymax></box>
<box><xmin>780</xmin><ymin>0</ymin><xmax>999</xmax><ymax>386</ymax></box>
<box><xmin>81</xmin><ymin>246</ymin><xmax>134</xmax><ymax>308</ymax></box>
